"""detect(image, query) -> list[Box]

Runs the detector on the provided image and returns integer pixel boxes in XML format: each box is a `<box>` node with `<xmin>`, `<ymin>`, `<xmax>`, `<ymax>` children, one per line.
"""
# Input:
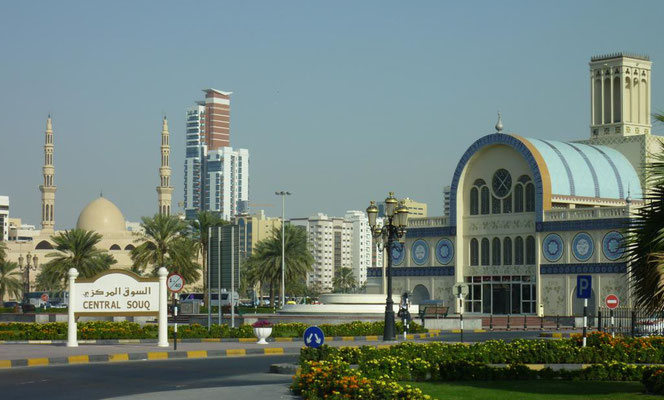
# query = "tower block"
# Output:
<box><xmin>157</xmin><ymin>116</ymin><xmax>173</xmax><ymax>215</ymax></box>
<box><xmin>40</xmin><ymin>115</ymin><xmax>56</xmax><ymax>233</ymax></box>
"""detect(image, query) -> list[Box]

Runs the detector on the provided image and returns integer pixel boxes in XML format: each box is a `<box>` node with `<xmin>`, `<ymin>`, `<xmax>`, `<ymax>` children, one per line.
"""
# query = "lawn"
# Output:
<box><xmin>411</xmin><ymin>380</ymin><xmax>661</xmax><ymax>400</ymax></box>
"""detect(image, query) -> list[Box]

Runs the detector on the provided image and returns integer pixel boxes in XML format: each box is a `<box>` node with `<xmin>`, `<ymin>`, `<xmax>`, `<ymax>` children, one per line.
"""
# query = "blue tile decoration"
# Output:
<box><xmin>537</xmin><ymin>218</ymin><xmax>630</xmax><ymax>232</ymax></box>
<box><xmin>391</xmin><ymin>242</ymin><xmax>405</xmax><ymax>265</ymax></box>
<box><xmin>603</xmin><ymin>231</ymin><xmax>625</xmax><ymax>261</ymax></box>
<box><xmin>411</xmin><ymin>239</ymin><xmax>430</xmax><ymax>265</ymax></box>
<box><xmin>449</xmin><ymin>133</ymin><xmax>546</xmax><ymax>226</ymax></box>
<box><xmin>540</xmin><ymin>263</ymin><xmax>626</xmax><ymax>274</ymax></box>
<box><xmin>572</xmin><ymin>232</ymin><xmax>594</xmax><ymax>261</ymax></box>
<box><xmin>542</xmin><ymin>233</ymin><xmax>564</xmax><ymax>262</ymax></box>
<box><xmin>406</xmin><ymin>226</ymin><xmax>456</xmax><ymax>238</ymax></box>
<box><xmin>435</xmin><ymin>239</ymin><xmax>454</xmax><ymax>265</ymax></box>
<box><xmin>367</xmin><ymin>266</ymin><xmax>455</xmax><ymax>277</ymax></box>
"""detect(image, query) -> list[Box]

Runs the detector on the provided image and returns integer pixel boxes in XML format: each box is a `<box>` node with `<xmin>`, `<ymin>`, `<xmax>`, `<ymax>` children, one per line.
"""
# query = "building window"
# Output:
<box><xmin>481</xmin><ymin>238</ymin><xmax>490</xmax><ymax>266</ymax></box>
<box><xmin>503</xmin><ymin>194</ymin><xmax>512</xmax><ymax>214</ymax></box>
<box><xmin>514</xmin><ymin>184</ymin><xmax>524</xmax><ymax>212</ymax></box>
<box><xmin>481</xmin><ymin>187</ymin><xmax>490</xmax><ymax>215</ymax></box>
<box><xmin>470</xmin><ymin>238</ymin><xmax>479</xmax><ymax>266</ymax></box>
<box><xmin>515</xmin><ymin>236</ymin><xmax>524</xmax><ymax>265</ymax></box>
<box><xmin>525</xmin><ymin>183</ymin><xmax>535</xmax><ymax>212</ymax></box>
<box><xmin>526</xmin><ymin>235</ymin><xmax>536</xmax><ymax>264</ymax></box>
<box><xmin>492</xmin><ymin>195</ymin><xmax>501</xmax><ymax>214</ymax></box>
<box><xmin>503</xmin><ymin>237</ymin><xmax>512</xmax><ymax>265</ymax></box>
<box><xmin>470</xmin><ymin>187</ymin><xmax>479</xmax><ymax>215</ymax></box>
<box><xmin>492</xmin><ymin>237</ymin><xmax>501</xmax><ymax>266</ymax></box>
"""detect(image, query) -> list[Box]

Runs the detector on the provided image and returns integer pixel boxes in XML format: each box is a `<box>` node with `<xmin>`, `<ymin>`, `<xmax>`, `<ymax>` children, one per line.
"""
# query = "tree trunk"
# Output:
<box><xmin>269</xmin><ymin>281</ymin><xmax>275</xmax><ymax>308</ymax></box>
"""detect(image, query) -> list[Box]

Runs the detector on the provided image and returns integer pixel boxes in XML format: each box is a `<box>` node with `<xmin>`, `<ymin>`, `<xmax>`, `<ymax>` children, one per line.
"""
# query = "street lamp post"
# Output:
<box><xmin>367</xmin><ymin>193</ymin><xmax>409</xmax><ymax>341</ymax></box>
<box><xmin>275</xmin><ymin>191</ymin><xmax>291</xmax><ymax>307</ymax></box>
<box><xmin>18</xmin><ymin>253</ymin><xmax>39</xmax><ymax>295</ymax></box>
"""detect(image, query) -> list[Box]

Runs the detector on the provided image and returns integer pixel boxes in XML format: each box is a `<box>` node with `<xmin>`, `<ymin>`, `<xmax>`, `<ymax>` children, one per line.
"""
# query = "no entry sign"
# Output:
<box><xmin>605</xmin><ymin>294</ymin><xmax>619</xmax><ymax>309</ymax></box>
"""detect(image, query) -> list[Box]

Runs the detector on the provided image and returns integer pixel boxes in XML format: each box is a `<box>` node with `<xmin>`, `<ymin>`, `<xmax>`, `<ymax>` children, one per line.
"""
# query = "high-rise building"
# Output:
<box><xmin>0</xmin><ymin>196</ymin><xmax>8</xmax><ymax>241</ymax></box>
<box><xmin>344</xmin><ymin>210</ymin><xmax>371</xmax><ymax>287</ymax></box>
<box><xmin>378</xmin><ymin>197</ymin><xmax>427</xmax><ymax>218</ymax></box>
<box><xmin>183</xmin><ymin>89</ymin><xmax>249</xmax><ymax>220</ymax></box>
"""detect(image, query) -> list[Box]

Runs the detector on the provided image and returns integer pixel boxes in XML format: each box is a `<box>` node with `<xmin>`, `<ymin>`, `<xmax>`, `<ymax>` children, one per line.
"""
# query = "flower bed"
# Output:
<box><xmin>0</xmin><ymin>320</ymin><xmax>425</xmax><ymax>340</ymax></box>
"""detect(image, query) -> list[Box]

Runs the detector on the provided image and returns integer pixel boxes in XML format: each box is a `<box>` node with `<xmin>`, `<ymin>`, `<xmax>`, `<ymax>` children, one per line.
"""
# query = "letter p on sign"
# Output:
<box><xmin>577</xmin><ymin>275</ymin><xmax>592</xmax><ymax>299</ymax></box>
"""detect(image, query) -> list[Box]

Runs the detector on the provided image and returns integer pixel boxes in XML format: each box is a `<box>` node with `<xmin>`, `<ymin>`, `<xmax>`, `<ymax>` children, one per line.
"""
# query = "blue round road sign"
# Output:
<box><xmin>303</xmin><ymin>326</ymin><xmax>325</xmax><ymax>348</ymax></box>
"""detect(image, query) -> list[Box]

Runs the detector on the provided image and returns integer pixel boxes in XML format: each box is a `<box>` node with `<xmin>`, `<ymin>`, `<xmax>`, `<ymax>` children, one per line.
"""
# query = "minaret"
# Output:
<box><xmin>157</xmin><ymin>116</ymin><xmax>173</xmax><ymax>215</ymax></box>
<box><xmin>40</xmin><ymin>115</ymin><xmax>56</xmax><ymax>233</ymax></box>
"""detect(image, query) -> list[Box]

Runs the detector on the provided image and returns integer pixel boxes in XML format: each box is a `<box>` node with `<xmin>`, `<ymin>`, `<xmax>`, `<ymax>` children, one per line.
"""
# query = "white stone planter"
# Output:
<box><xmin>253</xmin><ymin>327</ymin><xmax>272</xmax><ymax>344</ymax></box>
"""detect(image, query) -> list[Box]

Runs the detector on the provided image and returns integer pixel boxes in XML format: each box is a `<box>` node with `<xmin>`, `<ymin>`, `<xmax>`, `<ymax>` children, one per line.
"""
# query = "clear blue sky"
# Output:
<box><xmin>1</xmin><ymin>1</ymin><xmax>663</xmax><ymax>228</ymax></box>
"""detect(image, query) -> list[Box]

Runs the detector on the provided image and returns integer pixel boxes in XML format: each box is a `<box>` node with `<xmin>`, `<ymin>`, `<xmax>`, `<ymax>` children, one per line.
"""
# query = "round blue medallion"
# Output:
<box><xmin>542</xmin><ymin>233</ymin><xmax>564</xmax><ymax>262</ymax></box>
<box><xmin>411</xmin><ymin>239</ymin><xmax>430</xmax><ymax>265</ymax></box>
<box><xmin>391</xmin><ymin>242</ymin><xmax>405</xmax><ymax>265</ymax></box>
<box><xmin>603</xmin><ymin>231</ymin><xmax>624</xmax><ymax>261</ymax></box>
<box><xmin>435</xmin><ymin>239</ymin><xmax>454</xmax><ymax>265</ymax></box>
<box><xmin>572</xmin><ymin>232</ymin><xmax>594</xmax><ymax>262</ymax></box>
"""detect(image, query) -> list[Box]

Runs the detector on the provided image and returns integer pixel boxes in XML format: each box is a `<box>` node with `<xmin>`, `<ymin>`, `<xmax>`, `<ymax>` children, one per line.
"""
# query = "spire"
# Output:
<box><xmin>626</xmin><ymin>184</ymin><xmax>632</xmax><ymax>205</ymax></box>
<box><xmin>40</xmin><ymin>114</ymin><xmax>56</xmax><ymax>233</ymax></box>
<box><xmin>157</xmin><ymin>115</ymin><xmax>173</xmax><ymax>216</ymax></box>
<box><xmin>162</xmin><ymin>115</ymin><xmax>168</xmax><ymax>132</ymax></box>
<box><xmin>495</xmin><ymin>111</ymin><xmax>503</xmax><ymax>133</ymax></box>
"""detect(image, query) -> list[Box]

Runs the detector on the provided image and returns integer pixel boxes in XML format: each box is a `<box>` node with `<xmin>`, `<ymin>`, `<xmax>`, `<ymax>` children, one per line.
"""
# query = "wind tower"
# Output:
<box><xmin>157</xmin><ymin>116</ymin><xmax>173</xmax><ymax>215</ymax></box>
<box><xmin>40</xmin><ymin>115</ymin><xmax>56</xmax><ymax>233</ymax></box>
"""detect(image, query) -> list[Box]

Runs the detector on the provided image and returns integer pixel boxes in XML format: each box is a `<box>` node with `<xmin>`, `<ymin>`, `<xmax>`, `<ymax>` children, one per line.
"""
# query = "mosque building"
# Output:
<box><xmin>1</xmin><ymin>116</ymin><xmax>174</xmax><ymax>300</ymax></box>
<box><xmin>368</xmin><ymin>53</ymin><xmax>659</xmax><ymax>317</ymax></box>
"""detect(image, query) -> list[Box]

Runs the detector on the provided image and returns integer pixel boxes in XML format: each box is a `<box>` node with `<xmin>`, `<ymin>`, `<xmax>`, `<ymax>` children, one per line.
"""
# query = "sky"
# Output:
<box><xmin>1</xmin><ymin>1</ymin><xmax>663</xmax><ymax>229</ymax></box>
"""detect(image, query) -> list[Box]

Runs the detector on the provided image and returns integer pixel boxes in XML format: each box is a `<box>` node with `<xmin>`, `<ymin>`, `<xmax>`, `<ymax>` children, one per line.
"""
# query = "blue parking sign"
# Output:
<box><xmin>303</xmin><ymin>326</ymin><xmax>325</xmax><ymax>348</ymax></box>
<box><xmin>577</xmin><ymin>275</ymin><xmax>592</xmax><ymax>299</ymax></box>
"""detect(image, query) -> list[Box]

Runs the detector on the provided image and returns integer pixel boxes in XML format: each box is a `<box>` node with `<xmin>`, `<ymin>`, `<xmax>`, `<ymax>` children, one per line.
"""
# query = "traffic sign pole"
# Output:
<box><xmin>174</xmin><ymin>293</ymin><xmax>178</xmax><ymax>351</ymax></box>
<box><xmin>611</xmin><ymin>309</ymin><xmax>615</xmax><ymax>338</ymax></box>
<box><xmin>583</xmin><ymin>298</ymin><xmax>588</xmax><ymax>347</ymax></box>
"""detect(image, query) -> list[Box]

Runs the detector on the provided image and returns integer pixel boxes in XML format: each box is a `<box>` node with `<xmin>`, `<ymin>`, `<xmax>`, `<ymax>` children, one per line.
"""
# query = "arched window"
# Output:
<box><xmin>124</xmin><ymin>244</ymin><xmax>136</xmax><ymax>251</ymax></box>
<box><xmin>470</xmin><ymin>238</ymin><xmax>479</xmax><ymax>266</ymax></box>
<box><xmin>481</xmin><ymin>238</ymin><xmax>490</xmax><ymax>266</ymax></box>
<box><xmin>525</xmin><ymin>183</ymin><xmax>535</xmax><ymax>212</ymax></box>
<box><xmin>470</xmin><ymin>187</ymin><xmax>479</xmax><ymax>215</ymax></box>
<box><xmin>503</xmin><ymin>194</ymin><xmax>512</xmax><ymax>214</ymax></box>
<box><xmin>481</xmin><ymin>187</ymin><xmax>490</xmax><ymax>215</ymax></box>
<box><xmin>526</xmin><ymin>236</ymin><xmax>536</xmax><ymax>264</ymax></box>
<box><xmin>492</xmin><ymin>196</ymin><xmax>501</xmax><ymax>214</ymax></box>
<box><xmin>109</xmin><ymin>244</ymin><xmax>121</xmax><ymax>251</ymax></box>
<box><xmin>503</xmin><ymin>237</ymin><xmax>512</xmax><ymax>265</ymax></box>
<box><xmin>514</xmin><ymin>184</ymin><xmax>524</xmax><ymax>212</ymax></box>
<box><xmin>492</xmin><ymin>237</ymin><xmax>501</xmax><ymax>266</ymax></box>
<box><xmin>35</xmin><ymin>240</ymin><xmax>53</xmax><ymax>250</ymax></box>
<box><xmin>515</xmin><ymin>236</ymin><xmax>524</xmax><ymax>265</ymax></box>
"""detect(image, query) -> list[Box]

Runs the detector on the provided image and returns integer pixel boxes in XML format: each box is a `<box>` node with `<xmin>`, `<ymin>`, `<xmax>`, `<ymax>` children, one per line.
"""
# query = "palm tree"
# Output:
<box><xmin>0</xmin><ymin>241</ymin><xmax>7</xmax><ymax>261</ymax></box>
<box><xmin>189</xmin><ymin>211</ymin><xmax>226</xmax><ymax>306</ymax></box>
<box><xmin>244</xmin><ymin>225</ymin><xmax>314</xmax><ymax>307</ymax></box>
<box><xmin>39</xmin><ymin>229</ymin><xmax>116</xmax><ymax>288</ymax></box>
<box><xmin>131</xmin><ymin>214</ymin><xmax>201</xmax><ymax>284</ymax></box>
<box><xmin>627</xmin><ymin>112</ymin><xmax>664</xmax><ymax>312</ymax></box>
<box><xmin>333</xmin><ymin>267</ymin><xmax>357</xmax><ymax>294</ymax></box>
<box><xmin>0</xmin><ymin>260</ymin><xmax>23</xmax><ymax>301</ymax></box>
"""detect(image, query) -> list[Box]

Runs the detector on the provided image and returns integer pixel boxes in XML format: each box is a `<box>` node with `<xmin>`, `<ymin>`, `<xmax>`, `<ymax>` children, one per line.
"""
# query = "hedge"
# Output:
<box><xmin>0</xmin><ymin>320</ymin><xmax>425</xmax><ymax>340</ymax></box>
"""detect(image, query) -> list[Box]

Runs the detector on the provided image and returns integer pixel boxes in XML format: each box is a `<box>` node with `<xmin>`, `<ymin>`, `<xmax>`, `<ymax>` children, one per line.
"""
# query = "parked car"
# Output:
<box><xmin>2</xmin><ymin>301</ymin><xmax>19</xmax><ymax>309</ymax></box>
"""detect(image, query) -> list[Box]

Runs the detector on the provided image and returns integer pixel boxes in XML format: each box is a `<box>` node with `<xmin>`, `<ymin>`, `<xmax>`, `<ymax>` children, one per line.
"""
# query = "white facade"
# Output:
<box><xmin>344</xmin><ymin>210</ymin><xmax>371</xmax><ymax>286</ymax></box>
<box><xmin>184</xmin><ymin>105</ymin><xmax>206</xmax><ymax>219</ymax></box>
<box><xmin>0</xmin><ymin>196</ymin><xmax>8</xmax><ymax>241</ymax></box>
<box><xmin>205</xmin><ymin>147</ymin><xmax>249</xmax><ymax>221</ymax></box>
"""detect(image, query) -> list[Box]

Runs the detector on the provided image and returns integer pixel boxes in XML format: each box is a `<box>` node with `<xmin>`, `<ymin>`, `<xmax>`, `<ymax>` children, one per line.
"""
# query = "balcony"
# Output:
<box><xmin>407</xmin><ymin>216</ymin><xmax>449</xmax><ymax>228</ymax></box>
<box><xmin>543</xmin><ymin>206</ymin><xmax>630</xmax><ymax>222</ymax></box>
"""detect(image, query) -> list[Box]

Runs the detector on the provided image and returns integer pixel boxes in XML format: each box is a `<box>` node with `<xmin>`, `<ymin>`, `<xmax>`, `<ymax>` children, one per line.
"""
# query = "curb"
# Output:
<box><xmin>539</xmin><ymin>332</ymin><xmax>581</xmax><ymax>338</ymax></box>
<box><xmin>0</xmin><ymin>331</ymin><xmax>439</xmax><ymax>345</ymax></box>
<box><xmin>450</xmin><ymin>329</ymin><xmax>486</xmax><ymax>333</ymax></box>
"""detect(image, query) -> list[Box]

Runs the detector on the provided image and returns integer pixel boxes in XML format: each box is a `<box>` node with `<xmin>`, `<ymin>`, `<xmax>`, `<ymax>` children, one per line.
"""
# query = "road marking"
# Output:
<box><xmin>109</xmin><ymin>354</ymin><xmax>129</xmax><ymax>362</ymax></box>
<box><xmin>264</xmin><ymin>348</ymin><xmax>284</xmax><ymax>354</ymax></box>
<box><xmin>186</xmin><ymin>351</ymin><xmax>207</xmax><ymax>359</ymax></box>
<box><xmin>202</xmin><ymin>338</ymin><xmax>220</xmax><ymax>342</ymax></box>
<box><xmin>27</xmin><ymin>358</ymin><xmax>49</xmax><ymax>367</ymax></box>
<box><xmin>275</xmin><ymin>337</ymin><xmax>293</xmax><ymax>342</ymax></box>
<box><xmin>341</xmin><ymin>336</ymin><xmax>354</xmax><ymax>341</ymax></box>
<box><xmin>0</xmin><ymin>360</ymin><xmax>11</xmax><ymax>368</ymax></box>
<box><xmin>147</xmin><ymin>352</ymin><xmax>168</xmax><ymax>360</ymax></box>
<box><xmin>226</xmin><ymin>349</ymin><xmax>246</xmax><ymax>356</ymax></box>
<box><xmin>68</xmin><ymin>355</ymin><xmax>89</xmax><ymax>364</ymax></box>
<box><xmin>365</xmin><ymin>336</ymin><xmax>379</xmax><ymax>341</ymax></box>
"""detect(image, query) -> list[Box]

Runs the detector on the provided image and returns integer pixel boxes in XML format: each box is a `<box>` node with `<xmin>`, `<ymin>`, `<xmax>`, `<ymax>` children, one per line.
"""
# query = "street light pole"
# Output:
<box><xmin>275</xmin><ymin>191</ymin><xmax>291</xmax><ymax>307</ymax></box>
<box><xmin>18</xmin><ymin>253</ymin><xmax>39</xmax><ymax>296</ymax></box>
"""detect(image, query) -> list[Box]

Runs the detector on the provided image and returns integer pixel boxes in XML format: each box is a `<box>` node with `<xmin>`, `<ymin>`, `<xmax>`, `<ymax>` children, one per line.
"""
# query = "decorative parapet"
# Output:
<box><xmin>543</xmin><ymin>206</ymin><xmax>630</xmax><ymax>222</ymax></box>
<box><xmin>408</xmin><ymin>216</ymin><xmax>449</xmax><ymax>228</ymax></box>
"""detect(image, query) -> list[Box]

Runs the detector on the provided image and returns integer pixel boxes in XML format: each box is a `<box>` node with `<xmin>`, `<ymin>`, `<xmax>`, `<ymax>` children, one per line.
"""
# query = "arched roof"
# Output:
<box><xmin>76</xmin><ymin>196</ymin><xmax>126</xmax><ymax>233</ymax></box>
<box><xmin>522</xmin><ymin>138</ymin><xmax>642</xmax><ymax>199</ymax></box>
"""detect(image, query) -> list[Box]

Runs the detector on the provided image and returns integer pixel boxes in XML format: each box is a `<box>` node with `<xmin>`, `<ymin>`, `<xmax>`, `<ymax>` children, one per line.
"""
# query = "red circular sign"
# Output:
<box><xmin>40</xmin><ymin>293</ymin><xmax>49</xmax><ymax>302</ymax></box>
<box><xmin>167</xmin><ymin>273</ymin><xmax>185</xmax><ymax>293</ymax></box>
<box><xmin>605</xmin><ymin>294</ymin><xmax>619</xmax><ymax>309</ymax></box>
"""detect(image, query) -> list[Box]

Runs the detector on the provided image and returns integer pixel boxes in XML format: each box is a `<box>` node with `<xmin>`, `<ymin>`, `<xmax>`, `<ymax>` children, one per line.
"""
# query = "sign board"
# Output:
<box><xmin>605</xmin><ymin>294</ymin><xmax>619</xmax><ymax>310</ymax></box>
<box><xmin>167</xmin><ymin>273</ymin><xmax>184</xmax><ymax>293</ymax></box>
<box><xmin>576</xmin><ymin>275</ymin><xmax>592</xmax><ymax>299</ymax></box>
<box><xmin>452</xmin><ymin>283</ymin><xmax>469</xmax><ymax>297</ymax></box>
<box><xmin>41</xmin><ymin>293</ymin><xmax>49</xmax><ymax>303</ymax></box>
<box><xmin>74</xmin><ymin>270</ymin><xmax>160</xmax><ymax>316</ymax></box>
<box><xmin>303</xmin><ymin>326</ymin><xmax>325</xmax><ymax>348</ymax></box>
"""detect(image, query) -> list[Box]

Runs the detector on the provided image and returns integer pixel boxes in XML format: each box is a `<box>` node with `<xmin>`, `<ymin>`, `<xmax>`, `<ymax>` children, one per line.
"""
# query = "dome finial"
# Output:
<box><xmin>626</xmin><ymin>184</ymin><xmax>632</xmax><ymax>204</ymax></box>
<box><xmin>495</xmin><ymin>111</ymin><xmax>503</xmax><ymax>133</ymax></box>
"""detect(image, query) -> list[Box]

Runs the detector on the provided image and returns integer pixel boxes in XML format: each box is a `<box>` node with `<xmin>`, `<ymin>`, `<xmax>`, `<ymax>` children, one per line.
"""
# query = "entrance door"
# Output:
<box><xmin>492</xmin><ymin>284</ymin><xmax>510</xmax><ymax>314</ymax></box>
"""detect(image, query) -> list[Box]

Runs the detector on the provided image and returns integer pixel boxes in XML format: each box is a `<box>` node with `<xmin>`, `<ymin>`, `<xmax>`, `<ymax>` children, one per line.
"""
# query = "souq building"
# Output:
<box><xmin>368</xmin><ymin>53</ymin><xmax>660</xmax><ymax>317</ymax></box>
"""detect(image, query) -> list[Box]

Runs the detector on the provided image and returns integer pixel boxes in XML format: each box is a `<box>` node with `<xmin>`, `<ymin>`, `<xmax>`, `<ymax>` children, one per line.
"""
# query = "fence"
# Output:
<box><xmin>597</xmin><ymin>307</ymin><xmax>664</xmax><ymax>337</ymax></box>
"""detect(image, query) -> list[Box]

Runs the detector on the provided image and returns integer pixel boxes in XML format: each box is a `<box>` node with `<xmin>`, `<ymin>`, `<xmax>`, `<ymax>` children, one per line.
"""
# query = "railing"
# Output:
<box><xmin>408</xmin><ymin>216</ymin><xmax>449</xmax><ymax>228</ymax></box>
<box><xmin>543</xmin><ymin>206</ymin><xmax>629</xmax><ymax>222</ymax></box>
<box><xmin>598</xmin><ymin>307</ymin><xmax>664</xmax><ymax>337</ymax></box>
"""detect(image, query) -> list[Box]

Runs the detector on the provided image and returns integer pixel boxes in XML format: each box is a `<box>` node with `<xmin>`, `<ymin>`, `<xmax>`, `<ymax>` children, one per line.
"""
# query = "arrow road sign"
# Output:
<box><xmin>303</xmin><ymin>326</ymin><xmax>325</xmax><ymax>348</ymax></box>
<box><xmin>576</xmin><ymin>275</ymin><xmax>592</xmax><ymax>299</ymax></box>
<box><xmin>605</xmin><ymin>294</ymin><xmax>620</xmax><ymax>309</ymax></box>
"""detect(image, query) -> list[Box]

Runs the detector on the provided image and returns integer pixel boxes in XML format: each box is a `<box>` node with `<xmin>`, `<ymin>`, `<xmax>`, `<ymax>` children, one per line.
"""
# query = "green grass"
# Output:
<box><xmin>411</xmin><ymin>380</ymin><xmax>660</xmax><ymax>400</ymax></box>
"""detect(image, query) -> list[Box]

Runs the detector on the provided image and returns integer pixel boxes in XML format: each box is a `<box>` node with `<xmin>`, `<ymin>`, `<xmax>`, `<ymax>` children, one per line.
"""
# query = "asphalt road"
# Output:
<box><xmin>0</xmin><ymin>354</ymin><xmax>299</xmax><ymax>400</ymax></box>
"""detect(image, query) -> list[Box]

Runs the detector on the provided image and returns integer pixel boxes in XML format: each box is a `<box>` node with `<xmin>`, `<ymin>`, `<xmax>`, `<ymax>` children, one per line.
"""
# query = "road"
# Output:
<box><xmin>0</xmin><ymin>354</ymin><xmax>299</xmax><ymax>400</ymax></box>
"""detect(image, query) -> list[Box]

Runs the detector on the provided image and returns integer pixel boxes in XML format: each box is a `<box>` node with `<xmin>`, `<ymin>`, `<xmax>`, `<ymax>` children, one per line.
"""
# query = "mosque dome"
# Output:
<box><xmin>76</xmin><ymin>196</ymin><xmax>126</xmax><ymax>233</ymax></box>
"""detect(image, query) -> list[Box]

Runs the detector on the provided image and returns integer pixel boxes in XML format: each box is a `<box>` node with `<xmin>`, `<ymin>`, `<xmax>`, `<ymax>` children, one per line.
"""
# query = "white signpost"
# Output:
<box><xmin>67</xmin><ymin>267</ymin><xmax>168</xmax><ymax>348</ymax></box>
